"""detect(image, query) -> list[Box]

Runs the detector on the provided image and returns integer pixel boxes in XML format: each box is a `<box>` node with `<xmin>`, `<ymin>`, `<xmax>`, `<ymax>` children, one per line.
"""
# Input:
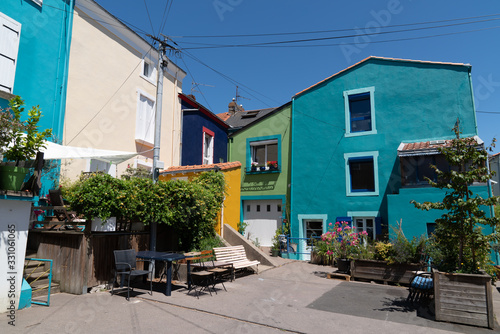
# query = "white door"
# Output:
<box><xmin>301</xmin><ymin>219</ymin><xmax>323</xmax><ymax>261</ymax></box>
<box><xmin>243</xmin><ymin>199</ymin><xmax>282</xmax><ymax>247</ymax></box>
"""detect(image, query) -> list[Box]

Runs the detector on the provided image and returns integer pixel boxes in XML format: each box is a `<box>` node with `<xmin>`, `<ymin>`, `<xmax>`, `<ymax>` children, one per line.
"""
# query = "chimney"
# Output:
<box><xmin>228</xmin><ymin>98</ymin><xmax>238</xmax><ymax>115</ymax></box>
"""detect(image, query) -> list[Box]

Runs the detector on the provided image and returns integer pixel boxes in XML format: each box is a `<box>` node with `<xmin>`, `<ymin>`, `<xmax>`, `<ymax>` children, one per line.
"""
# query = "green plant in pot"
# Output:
<box><xmin>0</xmin><ymin>96</ymin><xmax>52</xmax><ymax>191</ymax></box>
<box><xmin>271</xmin><ymin>227</ymin><xmax>283</xmax><ymax>257</ymax></box>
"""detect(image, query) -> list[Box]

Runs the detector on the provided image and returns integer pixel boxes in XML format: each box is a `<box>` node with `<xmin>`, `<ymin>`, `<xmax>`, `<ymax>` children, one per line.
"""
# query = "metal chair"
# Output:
<box><xmin>111</xmin><ymin>249</ymin><xmax>153</xmax><ymax>300</ymax></box>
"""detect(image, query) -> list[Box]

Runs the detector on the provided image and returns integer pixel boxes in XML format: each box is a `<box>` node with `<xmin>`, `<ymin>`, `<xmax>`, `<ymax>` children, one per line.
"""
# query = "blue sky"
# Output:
<box><xmin>95</xmin><ymin>0</ymin><xmax>500</xmax><ymax>153</ymax></box>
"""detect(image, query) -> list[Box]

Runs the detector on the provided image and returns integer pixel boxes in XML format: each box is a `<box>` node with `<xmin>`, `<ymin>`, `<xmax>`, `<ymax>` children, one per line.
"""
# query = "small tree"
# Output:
<box><xmin>0</xmin><ymin>96</ymin><xmax>52</xmax><ymax>165</ymax></box>
<box><xmin>411</xmin><ymin>125</ymin><xmax>500</xmax><ymax>273</ymax></box>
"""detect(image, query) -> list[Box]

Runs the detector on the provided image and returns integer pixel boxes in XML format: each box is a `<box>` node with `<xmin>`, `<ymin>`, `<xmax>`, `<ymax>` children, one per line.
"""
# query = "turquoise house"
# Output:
<box><xmin>0</xmin><ymin>0</ymin><xmax>75</xmax><ymax>192</ymax></box>
<box><xmin>290</xmin><ymin>56</ymin><xmax>493</xmax><ymax>260</ymax></box>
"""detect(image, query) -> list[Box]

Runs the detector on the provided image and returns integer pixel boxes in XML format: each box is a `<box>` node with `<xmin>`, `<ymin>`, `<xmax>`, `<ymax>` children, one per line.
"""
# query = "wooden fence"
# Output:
<box><xmin>28</xmin><ymin>230</ymin><xmax>150</xmax><ymax>294</ymax></box>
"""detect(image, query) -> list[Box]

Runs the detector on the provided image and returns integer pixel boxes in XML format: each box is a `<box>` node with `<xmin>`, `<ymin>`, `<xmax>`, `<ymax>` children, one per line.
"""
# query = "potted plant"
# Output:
<box><xmin>250</xmin><ymin>162</ymin><xmax>258</xmax><ymax>171</ymax></box>
<box><xmin>0</xmin><ymin>96</ymin><xmax>52</xmax><ymax>191</ymax></box>
<box><xmin>65</xmin><ymin>173</ymin><xmax>124</xmax><ymax>231</ymax></box>
<box><xmin>267</xmin><ymin>161</ymin><xmax>278</xmax><ymax>171</ymax></box>
<box><xmin>271</xmin><ymin>227</ymin><xmax>283</xmax><ymax>257</ymax></box>
<box><xmin>322</xmin><ymin>221</ymin><xmax>367</xmax><ymax>273</ymax></box>
<box><xmin>412</xmin><ymin>125</ymin><xmax>499</xmax><ymax>329</ymax></box>
<box><xmin>350</xmin><ymin>221</ymin><xmax>425</xmax><ymax>284</ymax></box>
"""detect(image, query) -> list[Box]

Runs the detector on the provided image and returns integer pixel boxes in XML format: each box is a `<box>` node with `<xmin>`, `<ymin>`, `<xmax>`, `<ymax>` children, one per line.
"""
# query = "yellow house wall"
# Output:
<box><xmin>158</xmin><ymin>167</ymin><xmax>241</xmax><ymax>236</ymax></box>
<box><xmin>62</xmin><ymin>4</ymin><xmax>184</xmax><ymax>181</ymax></box>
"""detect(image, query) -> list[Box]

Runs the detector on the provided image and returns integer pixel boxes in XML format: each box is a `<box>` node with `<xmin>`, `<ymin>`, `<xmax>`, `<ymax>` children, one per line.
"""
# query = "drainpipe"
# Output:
<box><xmin>290</xmin><ymin>96</ymin><xmax>296</xmax><ymax>240</ymax></box>
<box><xmin>468</xmin><ymin>69</ymin><xmax>478</xmax><ymax>135</ymax></box>
<box><xmin>58</xmin><ymin>0</ymin><xmax>75</xmax><ymax>142</ymax></box>
<box><xmin>486</xmin><ymin>156</ymin><xmax>499</xmax><ymax>265</ymax></box>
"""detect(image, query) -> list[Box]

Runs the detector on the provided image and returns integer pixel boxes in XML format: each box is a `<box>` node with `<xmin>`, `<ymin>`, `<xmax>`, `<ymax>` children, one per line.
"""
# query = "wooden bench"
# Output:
<box><xmin>213</xmin><ymin>245</ymin><xmax>260</xmax><ymax>278</ymax></box>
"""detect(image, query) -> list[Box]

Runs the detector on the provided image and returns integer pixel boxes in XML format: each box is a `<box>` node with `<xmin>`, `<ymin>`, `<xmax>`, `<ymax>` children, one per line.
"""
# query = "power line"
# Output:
<box><xmin>177</xmin><ymin>17</ymin><xmax>500</xmax><ymax>50</ymax></box>
<box><xmin>66</xmin><ymin>52</ymin><xmax>150</xmax><ymax>145</ymax></box>
<box><xmin>159</xmin><ymin>0</ymin><xmax>174</xmax><ymax>36</ymax></box>
<box><xmin>179</xmin><ymin>57</ymin><xmax>214</xmax><ymax>111</ymax></box>
<box><xmin>178</xmin><ymin>25</ymin><xmax>500</xmax><ymax>50</ymax></box>
<box><xmin>180</xmin><ymin>50</ymin><xmax>279</xmax><ymax>107</ymax></box>
<box><xmin>142</xmin><ymin>0</ymin><xmax>156</xmax><ymax>37</ymax></box>
<box><xmin>171</xmin><ymin>13</ymin><xmax>500</xmax><ymax>38</ymax></box>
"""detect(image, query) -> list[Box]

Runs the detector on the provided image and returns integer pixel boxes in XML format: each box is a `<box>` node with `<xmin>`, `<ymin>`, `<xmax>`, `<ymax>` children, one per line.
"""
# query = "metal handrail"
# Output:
<box><xmin>24</xmin><ymin>258</ymin><xmax>53</xmax><ymax>306</ymax></box>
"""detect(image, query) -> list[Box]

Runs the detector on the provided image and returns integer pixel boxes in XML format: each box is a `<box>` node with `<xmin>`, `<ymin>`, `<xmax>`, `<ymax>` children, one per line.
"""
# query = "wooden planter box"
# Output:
<box><xmin>350</xmin><ymin>259</ymin><xmax>421</xmax><ymax>284</ymax></box>
<box><xmin>433</xmin><ymin>269</ymin><xmax>494</xmax><ymax>329</ymax></box>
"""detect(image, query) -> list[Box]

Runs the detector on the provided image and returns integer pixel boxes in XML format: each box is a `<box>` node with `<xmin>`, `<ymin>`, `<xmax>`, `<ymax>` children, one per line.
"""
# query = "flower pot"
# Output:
<box><xmin>271</xmin><ymin>249</ymin><xmax>280</xmax><ymax>257</ymax></box>
<box><xmin>336</xmin><ymin>258</ymin><xmax>351</xmax><ymax>274</ymax></box>
<box><xmin>0</xmin><ymin>165</ymin><xmax>30</xmax><ymax>191</ymax></box>
<box><xmin>433</xmin><ymin>269</ymin><xmax>494</xmax><ymax>329</ymax></box>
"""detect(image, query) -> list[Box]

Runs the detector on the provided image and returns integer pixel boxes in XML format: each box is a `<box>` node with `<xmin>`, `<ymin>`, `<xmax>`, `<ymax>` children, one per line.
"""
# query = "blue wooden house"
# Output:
<box><xmin>179</xmin><ymin>93</ymin><xmax>229</xmax><ymax>166</ymax></box>
<box><xmin>289</xmin><ymin>56</ymin><xmax>493</xmax><ymax>260</ymax></box>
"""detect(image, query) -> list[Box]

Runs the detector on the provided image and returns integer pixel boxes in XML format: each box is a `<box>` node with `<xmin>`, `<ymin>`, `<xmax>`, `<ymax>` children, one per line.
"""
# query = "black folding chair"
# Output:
<box><xmin>111</xmin><ymin>249</ymin><xmax>153</xmax><ymax>300</ymax></box>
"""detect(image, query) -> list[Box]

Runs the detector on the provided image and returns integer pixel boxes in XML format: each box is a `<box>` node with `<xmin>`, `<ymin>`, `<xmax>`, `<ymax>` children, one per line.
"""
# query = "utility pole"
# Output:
<box><xmin>146</xmin><ymin>34</ymin><xmax>172</xmax><ymax>255</ymax></box>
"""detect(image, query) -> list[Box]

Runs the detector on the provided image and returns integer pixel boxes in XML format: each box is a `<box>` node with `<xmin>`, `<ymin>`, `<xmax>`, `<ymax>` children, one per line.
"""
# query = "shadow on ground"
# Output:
<box><xmin>307</xmin><ymin>281</ymin><xmax>499</xmax><ymax>333</ymax></box>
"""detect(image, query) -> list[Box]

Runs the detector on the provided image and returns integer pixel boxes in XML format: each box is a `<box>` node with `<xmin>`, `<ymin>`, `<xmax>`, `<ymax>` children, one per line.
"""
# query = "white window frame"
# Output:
<box><xmin>344</xmin><ymin>86</ymin><xmax>376</xmax><ymax>137</ymax></box>
<box><xmin>140</xmin><ymin>58</ymin><xmax>157</xmax><ymax>85</ymax></box>
<box><xmin>202</xmin><ymin>127</ymin><xmax>214</xmax><ymax>165</ymax></box>
<box><xmin>344</xmin><ymin>151</ymin><xmax>379</xmax><ymax>196</ymax></box>
<box><xmin>250</xmin><ymin>139</ymin><xmax>278</xmax><ymax>166</ymax></box>
<box><xmin>348</xmin><ymin>212</ymin><xmax>378</xmax><ymax>240</ymax></box>
<box><xmin>135</xmin><ymin>89</ymin><xmax>156</xmax><ymax>146</ymax></box>
<box><xmin>0</xmin><ymin>12</ymin><xmax>21</xmax><ymax>95</ymax></box>
<box><xmin>85</xmin><ymin>159</ymin><xmax>116</xmax><ymax>178</ymax></box>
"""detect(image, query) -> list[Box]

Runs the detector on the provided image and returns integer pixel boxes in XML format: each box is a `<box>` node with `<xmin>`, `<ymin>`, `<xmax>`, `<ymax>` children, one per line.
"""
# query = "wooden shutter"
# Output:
<box><xmin>0</xmin><ymin>13</ymin><xmax>21</xmax><ymax>94</ymax></box>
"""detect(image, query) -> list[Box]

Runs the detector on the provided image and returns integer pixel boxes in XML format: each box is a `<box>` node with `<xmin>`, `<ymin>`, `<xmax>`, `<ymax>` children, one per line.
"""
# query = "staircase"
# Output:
<box><xmin>24</xmin><ymin>252</ymin><xmax>60</xmax><ymax>300</ymax></box>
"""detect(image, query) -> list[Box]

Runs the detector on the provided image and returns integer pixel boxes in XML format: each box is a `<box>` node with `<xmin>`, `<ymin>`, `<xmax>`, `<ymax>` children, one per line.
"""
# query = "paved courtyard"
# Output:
<box><xmin>3</xmin><ymin>261</ymin><xmax>500</xmax><ymax>333</ymax></box>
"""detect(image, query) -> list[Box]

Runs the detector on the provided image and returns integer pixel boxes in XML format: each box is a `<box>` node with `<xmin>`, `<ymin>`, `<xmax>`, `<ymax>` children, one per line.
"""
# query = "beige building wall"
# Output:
<box><xmin>62</xmin><ymin>0</ymin><xmax>185</xmax><ymax>181</ymax></box>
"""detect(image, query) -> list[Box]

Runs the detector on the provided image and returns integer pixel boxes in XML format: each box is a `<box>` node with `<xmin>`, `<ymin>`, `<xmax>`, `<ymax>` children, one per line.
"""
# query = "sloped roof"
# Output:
<box><xmin>179</xmin><ymin>93</ymin><xmax>229</xmax><ymax>129</ymax></box>
<box><xmin>295</xmin><ymin>56</ymin><xmax>471</xmax><ymax>97</ymax></box>
<box><xmin>224</xmin><ymin>108</ymin><xmax>277</xmax><ymax>129</ymax></box>
<box><xmin>397</xmin><ymin>136</ymin><xmax>483</xmax><ymax>157</ymax></box>
<box><xmin>160</xmin><ymin>161</ymin><xmax>241</xmax><ymax>175</ymax></box>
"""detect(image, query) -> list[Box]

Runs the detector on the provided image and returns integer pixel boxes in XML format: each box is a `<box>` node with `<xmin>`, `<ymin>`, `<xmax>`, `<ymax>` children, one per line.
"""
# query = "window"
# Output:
<box><xmin>247</xmin><ymin>205</ymin><xmax>250</xmax><ymax>212</ymax></box>
<box><xmin>135</xmin><ymin>91</ymin><xmax>155</xmax><ymax>146</ymax></box>
<box><xmin>256</xmin><ymin>205</ymin><xmax>260</xmax><ymax>212</ymax></box>
<box><xmin>251</xmin><ymin>140</ymin><xmax>277</xmax><ymax>166</ymax></box>
<box><xmin>141</xmin><ymin>59</ymin><xmax>156</xmax><ymax>84</ymax></box>
<box><xmin>354</xmin><ymin>217</ymin><xmax>375</xmax><ymax>240</ymax></box>
<box><xmin>267</xmin><ymin>205</ymin><xmax>271</xmax><ymax>212</ymax></box>
<box><xmin>344</xmin><ymin>87</ymin><xmax>376</xmax><ymax>137</ymax></box>
<box><xmin>304</xmin><ymin>220</ymin><xmax>323</xmax><ymax>246</ymax></box>
<box><xmin>86</xmin><ymin>159</ymin><xmax>116</xmax><ymax>177</ymax></box>
<box><xmin>277</xmin><ymin>205</ymin><xmax>281</xmax><ymax>212</ymax></box>
<box><xmin>344</xmin><ymin>151</ymin><xmax>379</xmax><ymax>196</ymax></box>
<box><xmin>202</xmin><ymin>127</ymin><xmax>214</xmax><ymax>165</ymax></box>
<box><xmin>0</xmin><ymin>13</ymin><xmax>21</xmax><ymax>95</ymax></box>
<box><xmin>401</xmin><ymin>155</ymin><xmax>449</xmax><ymax>187</ymax></box>
<box><xmin>30</xmin><ymin>0</ymin><xmax>43</xmax><ymax>6</ymax></box>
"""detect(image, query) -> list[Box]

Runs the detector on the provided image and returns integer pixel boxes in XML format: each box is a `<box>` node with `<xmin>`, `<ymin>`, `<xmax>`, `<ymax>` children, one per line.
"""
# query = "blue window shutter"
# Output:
<box><xmin>375</xmin><ymin>217</ymin><xmax>382</xmax><ymax>236</ymax></box>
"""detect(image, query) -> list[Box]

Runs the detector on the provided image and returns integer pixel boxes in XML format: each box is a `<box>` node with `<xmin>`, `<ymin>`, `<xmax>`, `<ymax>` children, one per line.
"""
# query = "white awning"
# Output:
<box><xmin>40</xmin><ymin>141</ymin><xmax>140</xmax><ymax>164</ymax></box>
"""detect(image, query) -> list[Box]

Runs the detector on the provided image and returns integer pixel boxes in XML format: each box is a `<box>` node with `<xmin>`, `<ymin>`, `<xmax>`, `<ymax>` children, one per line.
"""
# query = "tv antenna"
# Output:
<box><xmin>235</xmin><ymin>85</ymin><xmax>250</xmax><ymax>105</ymax></box>
<box><xmin>191</xmin><ymin>81</ymin><xmax>215</xmax><ymax>95</ymax></box>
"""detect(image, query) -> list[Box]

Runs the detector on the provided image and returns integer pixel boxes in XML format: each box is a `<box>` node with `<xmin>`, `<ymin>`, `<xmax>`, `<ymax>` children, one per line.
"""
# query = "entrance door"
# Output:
<box><xmin>301</xmin><ymin>219</ymin><xmax>323</xmax><ymax>261</ymax></box>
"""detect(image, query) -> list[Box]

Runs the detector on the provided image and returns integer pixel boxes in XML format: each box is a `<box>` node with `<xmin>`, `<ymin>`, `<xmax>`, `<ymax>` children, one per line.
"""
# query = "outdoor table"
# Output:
<box><xmin>136</xmin><ymin>251</ymin><xmax>186</xmax><ymax>296</ymax></box>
